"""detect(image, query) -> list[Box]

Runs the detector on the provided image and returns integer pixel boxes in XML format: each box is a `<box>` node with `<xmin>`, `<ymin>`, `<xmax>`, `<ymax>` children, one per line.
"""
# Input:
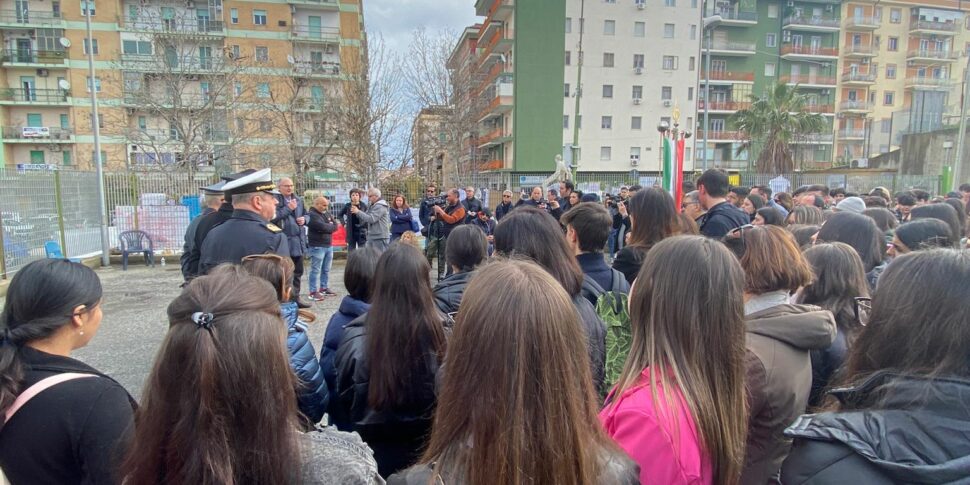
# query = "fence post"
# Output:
<box><xmin>54</xmin><ymin>170</ymin><xmax>68</xmax><ymax>257</ymax></box>
<box><xmin>130</xmin><ymin>172</ymin><xmax>140</xmax><ymax>231</ymax></box>
<box><xmin>0</xmin><ymin>208</ymin><xmax>6</xmax><ymax>279</ymax></box>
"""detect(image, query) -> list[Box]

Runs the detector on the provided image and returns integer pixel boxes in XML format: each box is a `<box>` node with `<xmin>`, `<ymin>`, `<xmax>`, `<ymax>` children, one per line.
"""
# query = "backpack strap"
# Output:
<box><xmin>4</xmin><ymin>373</ymin><xmax>96</xmax><ymax>423</ymax></box>
<box><xmin>581</xmin><ymin>275</ymin><xmax>607</xmax><ymax>305</ymax></box>
<box><xmin>607</xmin><ymin>270</ymin><xmax>630</xmax><ymax>315</ymax></box>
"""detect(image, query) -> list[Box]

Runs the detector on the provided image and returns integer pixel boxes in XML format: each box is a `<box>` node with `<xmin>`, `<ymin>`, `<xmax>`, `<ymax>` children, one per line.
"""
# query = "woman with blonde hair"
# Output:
<box><xmin>601</xmin><ymin>236</ymin><xmax>748</xmax><ymax>484</ymax></box>
<box><xmin>391</xmin><ymin>259</ymin><xmax>638</xmax><ymax>484</ymax></box>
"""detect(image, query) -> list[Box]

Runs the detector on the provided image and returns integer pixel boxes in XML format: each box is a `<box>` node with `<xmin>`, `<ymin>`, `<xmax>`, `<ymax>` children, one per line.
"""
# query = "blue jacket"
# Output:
<box><xmin>321</xmin><ymin>296</ymin><xmax>371</xmax><ymax>427</ymax></box>
<box><xmin>281</xmin><ymin>302</ymin><xmax>329</xmax><ymax>427</ymax></box>
<box><xmin>389</xmin><ymin>208</ymin><xmax>412</xmax><ymax>237</ymax></box>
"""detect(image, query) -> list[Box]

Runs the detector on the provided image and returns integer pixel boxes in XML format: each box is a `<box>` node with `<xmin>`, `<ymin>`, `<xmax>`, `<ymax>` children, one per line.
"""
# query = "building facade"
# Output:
<box><xmin>0</xmin><ymin>0</ymin><xmax>365</xmax><ymax>172</ymax></box>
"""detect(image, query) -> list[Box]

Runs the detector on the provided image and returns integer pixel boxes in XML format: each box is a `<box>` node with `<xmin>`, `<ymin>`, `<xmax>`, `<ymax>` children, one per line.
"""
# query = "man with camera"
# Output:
<box><xmin>429</xmin><ymin>188</ymin><xmax>466</xmax><ymax>281</ymax></box>
<box><xmin>520</xmin><ymin>186</ymin><xmax>563</xmax><ymax>219</ymax></box>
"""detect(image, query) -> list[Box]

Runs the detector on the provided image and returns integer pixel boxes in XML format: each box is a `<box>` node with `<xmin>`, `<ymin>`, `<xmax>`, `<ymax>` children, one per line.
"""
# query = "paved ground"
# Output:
<box><xmin>1</xmin><ymin>262</ymin><xmax>347</xmax><ymax>400</ymax></box>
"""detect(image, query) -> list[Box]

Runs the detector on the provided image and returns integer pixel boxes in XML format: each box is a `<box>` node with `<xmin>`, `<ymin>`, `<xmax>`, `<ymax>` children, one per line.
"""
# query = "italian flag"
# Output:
<box><xmin>662</xmin><ymin>135</ymin><xmax>686</xmax><ymax>209</ymax></box>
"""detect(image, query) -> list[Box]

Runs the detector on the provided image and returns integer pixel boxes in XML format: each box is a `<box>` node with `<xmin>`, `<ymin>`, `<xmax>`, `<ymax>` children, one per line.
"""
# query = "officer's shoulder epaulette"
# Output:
<box><xmin>265</xmin><ymin>223</ymin><xmax>283</xmax><ymax>233</ymax></box>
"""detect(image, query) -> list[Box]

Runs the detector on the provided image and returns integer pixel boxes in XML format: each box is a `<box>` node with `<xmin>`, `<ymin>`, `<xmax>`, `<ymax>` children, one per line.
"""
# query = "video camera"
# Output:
<box><xmin>427</xmin><ymin>195</ymin><xmax>448</xmax><ymax>207</ymax></box>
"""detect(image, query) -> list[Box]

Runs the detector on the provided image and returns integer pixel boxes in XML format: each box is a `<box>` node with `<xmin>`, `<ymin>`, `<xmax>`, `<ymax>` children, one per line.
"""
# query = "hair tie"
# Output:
<box><xmin>191</xmin><ymin>312</ymin><xmax>215</xmax><ymax>331</ymax></box>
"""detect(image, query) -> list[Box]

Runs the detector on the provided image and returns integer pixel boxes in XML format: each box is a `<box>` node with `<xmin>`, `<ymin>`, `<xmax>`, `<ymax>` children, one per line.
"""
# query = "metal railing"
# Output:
<box><xmin>0</xmin><ymin>49</ymin><xmax>66</xmax><ymax>64</ymax></box>
<box><xmin>839</xmin><ymin>100</ymin><xmax>874</xmax><ymax>110</ymax></box>
<box><xmin>1</xmin><ymin>126</ymin><xmax>73</xmax><ymax>140</ymax></box>
<box><xmin>293</xmin><ymin>61</ymin><xmax>341</xmax><ymax>77</ymax></box>
<box><xmin>127</xmin><ymin>128</ymin><xmax>230</xmax><ymax>143</ymax></box>
<box><xmin>712</xmin><ymin>9</ymin><xmax>757</xmax><ymax>22</ymax></box>
<box><xmin>0</xmin><ymin>88</ymin><xmax>68</xmax><ymax>103</ymax></box>
<box><xmin>0</xmin><ymin>9</ymin><xmax>63</xmax><ymax>25</ymax></box>
<box><xmin>782</xmin><ymin>45</ymin><xmax>839</xmax><ymax>56</ymax></box>
<box><xmin>843</xmin><ymin>16</ymin><xmax>879</xmax><ymax>29</ymax></box>
<box><xmin>124</xmin><ymin>18</ymin><xmax>225</xmax><ymax>34</ymax></box>
<box><xmin>843</xmin><ymin>44</ymin><xmax>876</xmax><ymax>55</ymax></box>
<box><xmin>783</xmin><ymin>15</ymin><xmax>840</xmax><ymax>29</ymax></box>
<box><xmin>121</xmin><ymin>53</ymin><xmax>227</xmax><ymax>72</ymax></box>
<box><xmin>841</xmin><ymin>71</ymin><xmax>877</xmax><ymax>83</ymax></box>
<box><xmin>781</xmin><ymin>74</ymin><xmax>837</xmax><ymax>85</ymax></box>
<box><xmin>910</xmin><ymin>19</ymin><xmax>958</xmax><ymax>32</ymax></box>
<box><xmin>290</xmin><ymin>25</ymin><xmax>340</xmax><ymax>42</ymax></box>
<box><xmin>907</xmin><ymin>49</ymin><xmax>959</xmax><ymax>60</ymax></box>
<box><xmin>708</xmin><ymin>41</ymin><xmax>757</xmax><ymax>52</ymax></box>
<box><xmin>704</xmin><ymin>71</ymin><xmax>754</xmax><ymax>81</ymax></box>
<box><xmin>837</xmin><ymin>128</ymin><xmax>867</xmax><ymax>138</ymax></box>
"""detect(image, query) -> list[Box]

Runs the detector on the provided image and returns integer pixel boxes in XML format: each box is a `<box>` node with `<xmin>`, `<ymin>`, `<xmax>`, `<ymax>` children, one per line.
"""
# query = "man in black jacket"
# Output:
<box><xmin>273</xmin><ymin>177</ymin><xmax>310</xmax><ymax>308</ymax></box>
<box><xmin>494</xmin><ymin>190</ymin><xmax>514</xmax><ymax>221</ymax></box>
<box><xmin>307</xmin><ymin>196</ymin><xmax>338</xmax><ymax>301</ymax></box>
<box><xmin>561</xmin><ymin>202</ymin><xmax>629</xmax><ymax>300</ymax></box>
<box><xmin>418</xmin><ymin>183</ymin><xmax>437</xmax><ymax>231</ymax></box>
<box><xmin>461</xmin><ymin>186</ymin><xmax>482</xmax><ymax>224</ymax></box>
<box><xmin>696</xmin><ymin>169</ymin><xmax>748</xmax><ymax>238</ymax></box>
<box><xmin>339</xmin><ymin>188</ymin><xmax>367</xmax><ymax>251</ymax></box>
<box><xmin>180</xmin><ymin>180</ymin><xmax>224</xmax><ymax>280</ymax></box>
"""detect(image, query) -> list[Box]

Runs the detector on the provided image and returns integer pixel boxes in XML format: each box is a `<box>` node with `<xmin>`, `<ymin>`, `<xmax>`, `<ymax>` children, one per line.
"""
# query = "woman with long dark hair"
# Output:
<box><xmin>742</xmin><ymin>194</ymin><xmax>766</xmax><ymax>221</ymax></box>
<box><xmin>890</xmin><ymin>219</ymin><xmax>955</xmax><ymax>257</ymax></box>
<box><xmin>0</xmin><ymin>259</ymin><xmax>134</xmax><ymax>485</ymax></box>
<box><xmin>611</xmin><ymin>187</ymin><xmax>680</xmax><ymax>284</ymax></box>
<box><xmin>783</xmin><ymin>249</ymin><xmax>970</xmax><ymax>483</ymax></box>
<box><xmin>494</xmin><ymin>207</ymin><xmax>607</xmax><ymax>391</ymax></box>
<box><xmin>432</xmin><ymin>225</ymin><xmax>488</xmax><ymax>315</ymax></box>
<box><xmin>816</xmin><ymin>212</ymin><xmax>886</xmax><ymax>289</ymax></box>
<box><xmin>797</xmin><ymin>243</ymin><xmax>870</xmax><ymax>407</ymax></box>
<box><xmin>911</xmin><ymin>203</ymin><xmax>961</xmax><ymax>247</ymax></box>
<box><xmin>120</xmin><ymin>267</ymin><xmax>381</xmax><ymax>483</ymax></box>
<box><xmin>942</xmin><ymin>198</ymin><xmax>968</xmax><ymax>240</ymax></box>
<box><xmin>787</xmin><ymin>205</ymin><xmax>824</xmax><ymax>226</ymax></box>
<box><xmin>334</xmin><ymin>242</ymin><xmax>449</xmax><ymax>477</ymax></box>
<box><xmin>754</xmin><ymin>207</ymin><xmax>786</xmax><ymax>227</ymax></box>
<box><xmin>723</xmin><ymin>225</ymin><xmax>836</xmax><ymax>484</ymax></box>
<box><xmin>390</xmin><ymin>260</ymin><xmax>639</xmax><ymax>485</ymax></box>
<box><xmin>601</xmin><ymin>236</ymin><xmax>748</xmax><ymax>484</ymax></box>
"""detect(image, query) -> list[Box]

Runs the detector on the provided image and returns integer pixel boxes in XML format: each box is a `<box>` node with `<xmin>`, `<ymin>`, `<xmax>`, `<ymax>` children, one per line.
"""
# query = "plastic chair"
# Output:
<box><xmin>118</xmin><ymin>230</ymin><xmax>154</xmax><ymax>270</ymax></box>
<box><xmin>44</xmin><ymin>241</ymin><xmax>81</xmax><ymax>263</ymax></box>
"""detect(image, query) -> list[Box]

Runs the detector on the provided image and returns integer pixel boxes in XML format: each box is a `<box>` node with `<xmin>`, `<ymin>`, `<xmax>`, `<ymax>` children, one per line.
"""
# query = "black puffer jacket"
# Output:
<box><xmin>782</xmin><ymin>372</ymin><xmax>970</xmax><ymax>484</ymax></box>
<box><xmin>433</xmin><ymin>270</ymin><xmax>475</xmax><ymax>315</ymax></box>
<box><xmin>574</xmin><ymin>292</ymin><xmax>606</xmax><ymax>392</ymax></box>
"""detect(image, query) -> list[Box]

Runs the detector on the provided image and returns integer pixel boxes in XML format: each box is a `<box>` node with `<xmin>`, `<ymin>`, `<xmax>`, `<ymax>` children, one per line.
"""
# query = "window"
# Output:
<box><xmin>690</xmin><ymin>25</ymin><xmax>697</xmax><ymax>40</ymax></box>
<box><xmin>604</xmin><ymin>20</ymin><xmax>615</xmax><ymax>35</ymax></box>
<box><xmin>630</xmin><ymin>147</ymin><xmax>641</xmax><ymax>164</ymax></box>
<box><xmin>600</xmin><ymin>146</ymin><xmax>612</xmax><ymax>161</ymax></box>
<box><xmin>564</xmin><ymin>83</ymin><xmax>571</xmax><ymax>97</ymax></box>
<box><xmin>565</xmin><ymin>17</ymin><xmax>572</xmax><ymax>33</ymax></box>
<box><xmin>257</xmin><ymin>82</ymin><xmax>270</xmax><ymax>98</ymax></box>
<box><xmin>664</xmin><ymin>23</ymin><xmax>675</xmax><ymax>38</ymax></box>
<box><xmin>86</xmin><ymin>76</ymin><xmax>101</xmax><ymax>92</ymax></box>
<box><xmin>234</xmin><ymin>82</ymin><xmax>242</xmax><ymax>96</ymax></box>
<box><xmin>766</xmin><ymin>33</ymin><xmax>777</xmax><ymax>47</ymax></box>
<box><xmin>631</xmin><ymin>116</ymin><xmax>642</xmax><ymax>130</ymax></box>
<box><xmin>235</xmin><ymin>118</ymin><xmax>246</xmax><ymax>131</ymax></box>
<box><xmin>81</xmin><ymin>0</ymin><xmax>95</xmax><ymax>16</ymax></box>
<box><xmin>62</xmin><ymin>151</ymin><xmax>71</xmax><ymax>166</ymax></box>
<box><xmin>253</xmin><ymin>9</ymin><xmax>267</xmax><ymax>25</ymax></box>
<box><xmin>122</xmin><ymin>40</ymin><xmax>152</xmax><ymax>55</ymax></box>
<box><xmin>602</xmin><ymin>84</ymin><xmax>614</xmax><ymax>98</ymax></box>
<box><xmin>888</xmin><ymin>37</ymin><xmax>898</xmax><ymax>51</ymax></box>
<box><xmin>874</xmin><ymin>7</ymin><xmax>882</xmax><ymax>22</ymax></box>
<box><xmin>231</xmin><ymin>45</ymin><xmax>241</xmax><ymax>59</ymax></box>
<box><xmin>889</xmin><ymin>8</ymin><xmax>901</xmax><ymax>23</ymax></box>
<box><xmin>563</xmin><ymin>115</ymin><xmax>569</xmax><ymax>129</ymax></box>
<box><xmin>605</xmin><ymin>0</ymin><xmax>615</xmax><ymax>3</ymax></box>
<box><xmin>137</xmin><ymin>116</ymin><xmax>147</xmax><ymax>130</ymax></box>
<box><xmin>886</xmin><ymin>64</ymin><xmax>896</xmax><ymax>79</ymax></box>
<box><xmin>601</xmin><ymin>116</ymin><xmax>613</xmax><ymax>129</ymax></box>
<box><xmin>83</xmin><ymin>38</ymin><xmax>99</xmax><ymax>55</ymax></box>
<box><xmin>89</xmin><ymin>113</ymin><xmax>104</xmax><ymax>128</ymax></box>
<box><xmin>688</xmin><ymin>87</ymin><xmax>694</xmax><ymax>100</ymax></box>
<box><xmin>634</xmin><ymin>22</ymin><xmax>645</xmax><ymax>37</ymax></box>
<box><xmin>259</xmin><ymin>118</ymin><xmax>272</xmax><ymax>132</ymax></box>
<box><xmin>692</xmin><ymin>0</ymin><xmax>697</xmax><ymax>7</ymax></box>
<box><xmin>883</xmin><ymin>91</ymin><xmax>894</xmax><ymax>106</ymax></box>
<box><xmin>633</xmin><ymin>54</ymin><xmax>644</xmax><ymax>68</ymax></box>
<box><xmin>688</xmin><ymin>56</ymin><xmax>695</xmax><ymax>71</ymax></box>
<box><xmin>765</xmin><ymin>62</ymin><xmax>776</xmax><ymax>76</ymax></box>
<box><xmin>565</xmin><ymin>51</ymin><xmax>571</xmax><ymax>65</ymax></box>
<box><xmin>255</xmin><ymin>46</ymin><xmax>268</xmax><ymax>62</ymax></box>
<box><xmin>662</xmin><ymin>56</ymin><xmax>677</xmax><ymax>70</ymax></box>
<box><xmin>880</xmin><ymin>119</ymin><xmax>891</xmax><ymax>133</ymax></box>
<box><xmin>665</xmin><ymin>0</ymin><xmax>675</xmax><ymax>6</ymax></box>
<box><xmin>767</xmin><ymin>3</ymin><xmax>778</xmax><ymax>18</ymax></box>
<box><xmin>230</xmin><ymin>8</ymin><xmax>238</xmax><ymax>24</ymax></box>
<box><xmin>603</xmin><ymin>52</ymin><xmax>614</xmax><ymax>67</ymax></box>
<box><xmin>632</xmin><ymin>85</ymin><xmax>643</xmax><ymax>99</ymax></box>
<box><xmin>661</xmin><ymin>86</ymin><xmax>672</xmax><ymax>100</ymax></box>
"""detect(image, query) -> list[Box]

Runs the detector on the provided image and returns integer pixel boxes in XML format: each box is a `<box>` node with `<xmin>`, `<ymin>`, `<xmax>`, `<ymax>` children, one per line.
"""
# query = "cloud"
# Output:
<box><xmin>363</xmin><ymin>0</ymin><xmax>479</xmax><ymax>51</ymax></box>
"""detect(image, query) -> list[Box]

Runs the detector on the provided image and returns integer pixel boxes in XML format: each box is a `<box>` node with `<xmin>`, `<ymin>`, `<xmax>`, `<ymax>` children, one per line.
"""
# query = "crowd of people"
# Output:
<box><xmin>1</xmin><ymin>168</ymin><xmax>969</xmax><ymax>484</ymax></box>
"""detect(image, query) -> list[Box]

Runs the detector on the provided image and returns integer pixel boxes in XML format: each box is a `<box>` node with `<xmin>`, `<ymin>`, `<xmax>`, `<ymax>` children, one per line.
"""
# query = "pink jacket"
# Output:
<box><xmin>599</xmin><ymin>369</ymin><xmax>714</xmax><ymax>485</ymax></box>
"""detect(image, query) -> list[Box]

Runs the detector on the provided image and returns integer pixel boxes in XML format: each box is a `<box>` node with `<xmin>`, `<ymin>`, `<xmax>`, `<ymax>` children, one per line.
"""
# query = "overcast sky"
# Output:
<box><xmin>363</xmin><ymin>0</ymin><xmax>479</xmax><ymax>51</ymax></box>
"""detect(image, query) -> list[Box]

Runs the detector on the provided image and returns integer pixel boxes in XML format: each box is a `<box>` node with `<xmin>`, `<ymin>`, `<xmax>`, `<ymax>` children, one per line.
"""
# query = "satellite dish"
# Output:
<box><xmin>59</xmin><ymin>37</ymin><xmax>71</xmax><ymax>48</ymax></box>
<box><xmin>58</xmin><ymin>79</ymin><xmax>70</xmax><ymax>90</ymax></box>
<box><xmin>286</xmin><ymin>55</ymin><xmax>295</xmax><ymax>64</ymax></box>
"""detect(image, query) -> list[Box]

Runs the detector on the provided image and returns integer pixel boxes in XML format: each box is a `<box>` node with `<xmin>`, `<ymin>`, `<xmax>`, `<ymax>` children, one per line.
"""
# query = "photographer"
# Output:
<box><xmin>430</xmin><ymin>188</ymin><xmax>467</xmax><ymax>281</ymax></box>
<box><xmin>611</xmin><ymin>196</ymin><xmax>632</xmax><ymax>252</ymax></box>
<box><xmin>519</xmin><ymin>186</ymin><xmax>562</xmax><ymax>219</ymax></box>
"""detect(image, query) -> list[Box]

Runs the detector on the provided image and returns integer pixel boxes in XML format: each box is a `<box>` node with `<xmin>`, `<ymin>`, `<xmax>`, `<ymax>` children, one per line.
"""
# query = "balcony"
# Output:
<box><xmin>905</xmin><ymin>76</ymin><xmax>951</xmax><ymax>90</ymax></box>
<box><xmin>477</xmin><ymin>127</ymin><xmax>511</xmax><ymax>148</ymax></box>
<box><xmin>124</xmin><ymin>18</ymin><xmax>226</xmax><ymax>37</ymax></box>
<box><xmin>780</xmin><ymin>74</ymin><xmax>837</xmax><ymax>87</ymax></box>
<box><xmin>477</xmin><ymin>26</ymin><xmax>513</xmax><ymax>67</ymax></box>
<box><xmin>781</xmin><ymin>45</ymin><xmax>839</xmax><ymax>60</ymax></box>
<box><xmin>122</xmin><ymin>91</ymin><xmax>229</xmax><ymax>108</ymax></box>
<box><xmin>841</xmin><ymin>71</ymin><xmax>877</xmax><ymax>84</ymax></box>
<box><xmin>128</xmin><ymin>128</ymin><xmax>229</xmax><ymax>143</ymax></box>
<box><xmin>802</xmin><ymin>104</ymin><xmax>835</xmax><ymax>114</ymax></box>
<box><xmin>288</xmin><ymin>0</ymin><xmax>340</xmax><ymax>8</ymax></box>
<box><xmin>702</xmin><ymin>130</ymin><xmax>746</xmax><ymax>143</ymax></box>
<box><xmin>907</xmin><ymin>49</ymin><xmax>959</xmax><ymax>63</ymax></box>
<box><xmin>0</xmin><ymin>88</ymin><xmax>69</xmax><ymax>105</ymax></box>
<box><xmin>711</xmin><ymin>9</ymin><xmax>758</xmax><ymax>25</ymax></box>
<box><xmin>783</xmin><ymin>15</ymin><xmax>841</xmax><ymax>32</ymax></box>
<box><xmin>1</xmin><ymin>126</ymin><xmax>73</xmax><ymax>142</ymax></box>
<box><xmin>292</xmin><ymin>97</ymin><xmax>326</xmax><ymax>111</ymax></box>
<box><xmin>697</xmin><ymin>100</ymin><xmax>751</xmax><ymax>113</ymax></box>
<box><xmin>478</xmin><ymin>80</ymin><xmax>513</xmax><ymax>122</ymax></box>
<box><xmin>702</xmin><ymin>71</ymin><xmax>755</xmax><ymax>84</ymax></box>
<box><xmin>843</xmin><ymin>16</ymin><xmax>879</xmax><ymax>30</ymax></box>
<box><xmin>839</xmin><ymin>100</ymin><xmax>873</xmax><ymax>113</ymax></box>
<box><xmin>791</xmin><ymin>133</ymin><xmax>835</xmax><ymax>144</ymax></box>
<box><xmin>121</xmin><ymin>54</ymin><xmax>227</xmax><ymax>73</ymax></box>
<box><xmin>290</xmin><ymin>25</ymin><xmax>340</xmax><ymax>44</ymax></box>
<box><xmin>477</xmin><ymin>0</ymin><xmax>514</xmax><ymax>22</ymax></box>
<box><xmin>0</xmin><ymin>9</ymin><xmax>63</xmax><ymax>27</ymax></box>
<box><xmin>707</xmin><ymin>41</ymin><xmax>757</xmax><ymax>56</ymax></box>
<box><xmin>842</xmin><ymin>44</ymin><xmax>876</xmax><ymax>58</ymax></box>
<box><xmin>0</xmin><ymin>49</ymin><xmax>67</xmax><ymax>66</ymax></box>
<box><xmin>292</xmin><ymin>60</ymin><xmax>341</xmax><ymax>78</ymax></box>
<box><xmin>910</xmin><ymin>19</ymin><xmax>959</xmax><ymax>35</ymax></box>
<box><xmin>837</xmin><ymin>128</ymin><xmax>866</xmax><ymax>140</ymax></box>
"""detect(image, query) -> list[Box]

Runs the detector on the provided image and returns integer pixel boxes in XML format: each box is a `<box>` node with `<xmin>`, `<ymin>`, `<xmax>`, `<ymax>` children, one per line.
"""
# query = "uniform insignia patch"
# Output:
<box><xmin>265</xmin><ymin>223</ymin><xmax>283</xmax><ymax>233</ymax></box>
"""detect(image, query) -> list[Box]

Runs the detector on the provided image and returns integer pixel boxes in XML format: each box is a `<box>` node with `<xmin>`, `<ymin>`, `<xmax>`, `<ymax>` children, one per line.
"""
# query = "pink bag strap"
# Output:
<box><xmin>4</xmin><ymin>373</ymin><xmax>96</xmax><ymax>423</ymax></box>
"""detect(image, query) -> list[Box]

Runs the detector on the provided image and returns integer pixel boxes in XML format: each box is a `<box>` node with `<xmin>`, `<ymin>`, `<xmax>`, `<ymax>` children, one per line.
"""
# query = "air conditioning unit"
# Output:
<box><xmin>637</xmin><ymin>3</ymin><xmax>646</xmax><ymax>9</ymax></box>
<box><xmin>825</xmin><ymin>4</ymin><xmax>833</xmax><ymax>11</ymax></box>
<box><xmin>278</xmin><ymin>20</ymin><xmax>287</xmax><ymax>27</ymax></box>
<box><xmin>186</xmin><ymin>1</ymin><xmax>195</xmax><ymax>7</ymax></box>
<box><xmin>633</xmin><ymin>97</ymin><xmax>642</xmax><ymax>105</ymax></box>
<box><xmin>663</xmin><ymin>100</ymin><xmax>672</xmax><ymax>107</ymax></box>
<box><xmin>325</xmin><ymin>45</ymin><xmax>336</xmax><ymax>54</ymax></box>
<box><xmin>861</xmin><ymin>58</ymin><xmax>870</xmax><ymax>64</ymax></box>
<box><xmin>36</xmin><ymin>69</ymin><xmax>49</xmax><ymax>77</ymax></box>
<box><xmin>634</xmin><ymin>67</ymin><xmax>643</xmax><ymax>74</ymax></box>
<box><xmin>630</xmin><ymin>155</ymin><xmax>640</xmax><ymax>166</ymax></box>
<box><xmin>787</xmin><ymin>1</ymin><xmax>794</xmax><ymax>6</ymax></box>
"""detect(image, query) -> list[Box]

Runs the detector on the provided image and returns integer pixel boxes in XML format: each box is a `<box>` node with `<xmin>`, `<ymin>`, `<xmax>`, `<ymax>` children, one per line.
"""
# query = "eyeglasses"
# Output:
<box><xmin>241</xmin><ymin>254</ymin><xmax>288</xmax><ymax>296</ymax></box>
<box><xmin>853</xmin><ymin>297</ymin><xmax>872</xmax><ymax>326</ymax></box>
<box><xmin>503</xmin><ymin>195</ymin><xmax>512</xmax><ymax>198</ymax></box>
<box><xmin>682</xmin><ymin>201</ymin><xmax>698</xmax><ymax>209</ymax></box>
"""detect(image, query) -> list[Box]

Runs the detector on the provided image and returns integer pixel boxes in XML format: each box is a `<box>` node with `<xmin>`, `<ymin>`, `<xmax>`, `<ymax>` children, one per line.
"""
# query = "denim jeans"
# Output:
<box><xmin>308</xmin><ymin>245</ymin><xmax>333</xmax><ymax>292</ymax></box>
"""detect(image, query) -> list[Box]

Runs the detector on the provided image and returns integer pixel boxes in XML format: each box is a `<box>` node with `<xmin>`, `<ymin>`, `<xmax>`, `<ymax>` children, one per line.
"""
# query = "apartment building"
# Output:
<box><xmin>701</xmin><ymin>0</ymin><xmax>840</xmax><ymax>171</ymax></box>
<box><xmin>411</xmin><ymin>105</ymin><xmax>452</xmax><ymax>184</ymax></box>
<box><xmin>0</xmin><ymin>0</ymin><xmax>365</xmax><ymax>172</ymax></box>
<box><xmin>838</xmin><ymin>1</ymin><xmax>968</xmax><ymax>166</ymax></box>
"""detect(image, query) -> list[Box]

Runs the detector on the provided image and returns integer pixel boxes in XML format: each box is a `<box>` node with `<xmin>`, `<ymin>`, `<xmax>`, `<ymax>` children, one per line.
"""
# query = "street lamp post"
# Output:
<box><xmin>701</xmin><ymin>14</ymin><xmax>723</xmax><ymax>172</ymax></box>
<box><xmin>85</xmin><ymin>2</ymin><xmax>109</xmax><ymax>267</ymax></box>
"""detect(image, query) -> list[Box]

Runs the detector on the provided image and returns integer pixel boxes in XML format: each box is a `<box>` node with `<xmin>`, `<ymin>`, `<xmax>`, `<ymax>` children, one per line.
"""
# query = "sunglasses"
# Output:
<box><xmin>853</xmin><ymin>297</ymin><xmax>872</xmax><ymax>326</ymax></box>
<box><xmin>241</xmin><ymin>254</ymin><xmax>288</xmax><ymax>296</ymax></box>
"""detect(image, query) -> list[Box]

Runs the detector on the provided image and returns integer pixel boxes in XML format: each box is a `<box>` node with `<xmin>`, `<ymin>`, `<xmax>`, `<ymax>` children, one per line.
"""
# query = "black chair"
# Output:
<box><xmin>118</xmin><ymin>230</ymin><xmax>154</xmax><ymax>270</ymax></box>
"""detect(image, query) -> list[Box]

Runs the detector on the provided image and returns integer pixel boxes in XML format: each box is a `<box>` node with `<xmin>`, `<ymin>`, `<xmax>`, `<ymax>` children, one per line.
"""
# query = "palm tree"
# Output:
<box><xmin>731</xmin><ymin>83</ymin><xmax>828</xmax><ymax>174</ymax></box>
